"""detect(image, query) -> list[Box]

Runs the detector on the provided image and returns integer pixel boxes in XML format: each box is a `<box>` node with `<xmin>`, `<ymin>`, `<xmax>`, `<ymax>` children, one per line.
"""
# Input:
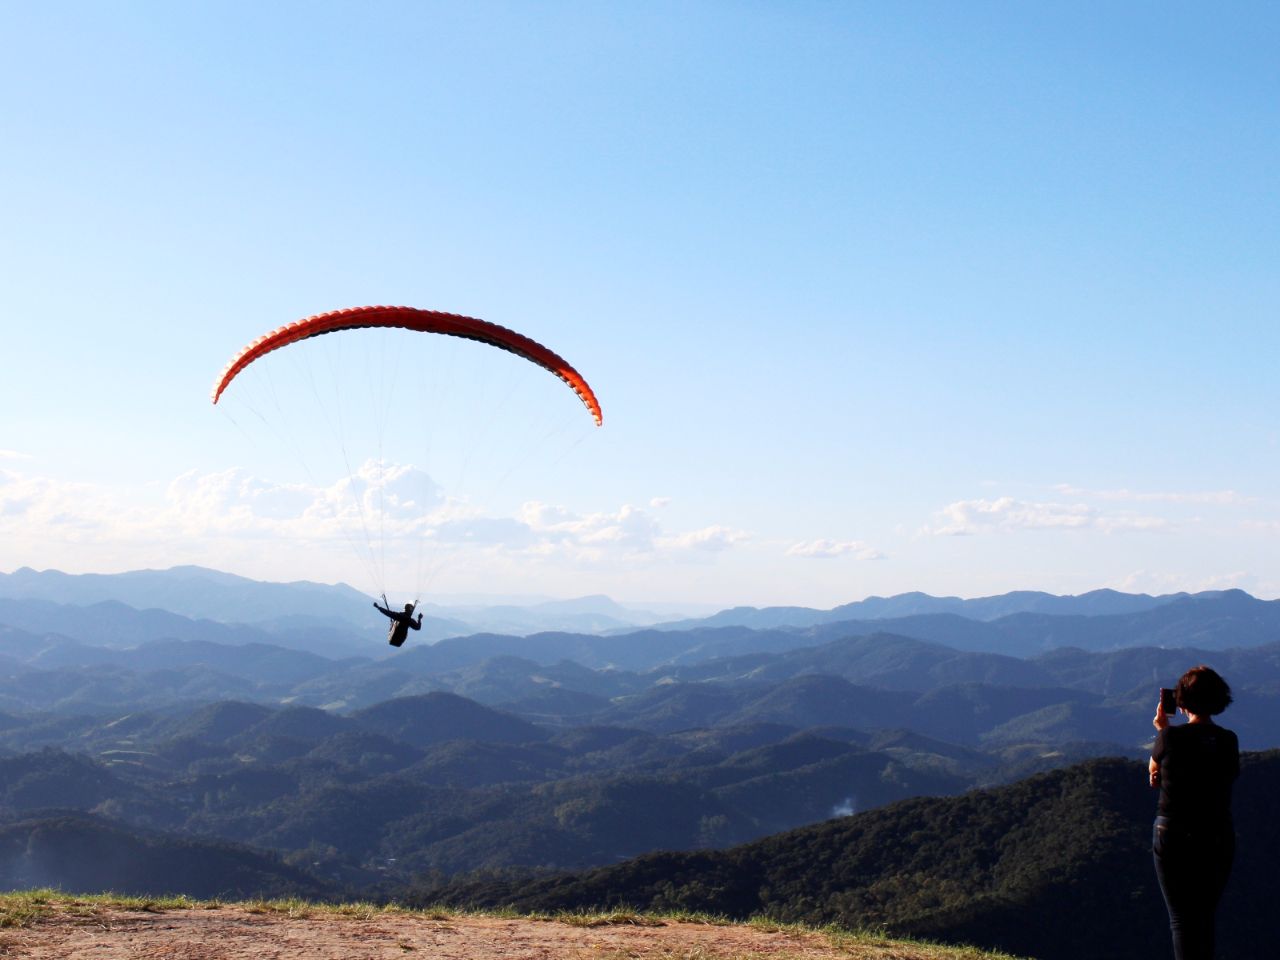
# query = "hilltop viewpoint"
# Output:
<box><xmin>0</xmin><ymin>893</ymin><xmax>1023</xmax><ymax>960</ymax></box>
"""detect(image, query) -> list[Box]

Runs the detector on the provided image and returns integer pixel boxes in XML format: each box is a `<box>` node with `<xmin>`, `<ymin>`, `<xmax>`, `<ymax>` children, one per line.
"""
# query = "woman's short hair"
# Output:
<box><xmin>1176</xmin><ymin>665</ymin><xmax>1233</xmax><ymax>716</ymax></box>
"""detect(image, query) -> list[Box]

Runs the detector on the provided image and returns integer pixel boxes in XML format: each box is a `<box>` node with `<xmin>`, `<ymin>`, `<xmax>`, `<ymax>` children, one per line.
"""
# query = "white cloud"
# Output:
<box><xmin>431</xmin><ymin>516</ymin><xmax>536</xmax><ymax>546</ymax></box>
<box><xmin>0</xmin><ymin>468</ymin><xmax>122</xmax><ymax>539</ymax></box>
<box><xmin>927</xmin><ymin>497</ymin><xmax>1091</xmax><ymax>535</ymax></box>
<box><xmin>786</xmin><ymin>539</ymin><xmax>883</xmax><ymax>560</ymax></box>
<box><xmin>520</xmin><ymin>501</ymin><xmax>663</xmax><ymax>551</ymax></box>
<box><xmin>161</xmin><ymin>462</ymin><xmax>451</xmax><ymax>542</ymax></box>
<box><xmin>660</xmin><ymin>525</ymin><xmax>750</xmax><ymax>552</ymax></box>
<box><xmin>925</xmin><ymin>496</ymin><xmax>1169</xmax><ymax>536</ymax></box>
<box><xmin>1052</xmin><ymin>484</ymin><xmax>1253</xmax><ymax>505</ymax></box>
<box><xmin>0</xmin><ymin>450</ymin><xmax>33</xmax><ymax>461</ymax></box>
<box><xmin>518</xmin><ymin>502</ymin><xmax>748</xmax><ymax>559</ymax></box>
<box><xmin>0</xmin><ymin>463</ymin><xmax>747</xmax><ymax>579</ymax></box>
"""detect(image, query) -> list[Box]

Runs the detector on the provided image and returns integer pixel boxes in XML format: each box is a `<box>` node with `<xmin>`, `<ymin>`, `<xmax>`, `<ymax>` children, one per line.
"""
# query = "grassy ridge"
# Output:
<box><xmin>0</xmin><ymin>889</ymin><xmax>1027</xmax><ymax>959</ymax></box>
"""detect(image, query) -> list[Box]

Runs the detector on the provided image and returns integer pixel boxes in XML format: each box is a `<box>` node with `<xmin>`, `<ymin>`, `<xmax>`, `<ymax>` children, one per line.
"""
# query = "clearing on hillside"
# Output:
<box><xmin>0</xmin><ymin>897</ymin><xmax>1023</xmax><ymax>960</ymax></box>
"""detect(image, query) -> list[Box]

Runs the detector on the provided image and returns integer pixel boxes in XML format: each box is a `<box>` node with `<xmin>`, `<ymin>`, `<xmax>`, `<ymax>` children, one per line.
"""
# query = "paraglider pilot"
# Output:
<box><xmin>374</xmin><ymin>597</ymin><xmax>422</xmax><ymax>647</ymax></box>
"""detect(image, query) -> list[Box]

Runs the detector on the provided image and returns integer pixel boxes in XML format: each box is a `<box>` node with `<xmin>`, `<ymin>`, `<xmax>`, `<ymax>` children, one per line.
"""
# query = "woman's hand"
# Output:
<box><xmin>1153</xmin><ymin>698</ymin><xmax>1170</xmax><ymax>732</ymax></box>
<box><xmin>1149</xmin><ymin>756</ymin><xmax>1160</xmax><ymax>788</ymax></box>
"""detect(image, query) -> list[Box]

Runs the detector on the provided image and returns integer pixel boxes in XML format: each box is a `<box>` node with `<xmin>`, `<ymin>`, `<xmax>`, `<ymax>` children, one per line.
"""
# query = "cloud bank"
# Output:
<box><xmin>0</xmin><ymin>463</ymin><xmax>750</xmax><ymax>581</ymax></box>
<box><xmin>1052</xmin><ymin>484</ymin><xmax>1253</xmax><ymax>505</ymax></box>
<box><xmin>786</xmin><ymin>539</ymin><xmax>883</xmax><ymax>560</ymax></box>
<box><xmin>925</xmin><ymin>495</ymin><xmax>1170</xmax><ymax>536</ymax></box>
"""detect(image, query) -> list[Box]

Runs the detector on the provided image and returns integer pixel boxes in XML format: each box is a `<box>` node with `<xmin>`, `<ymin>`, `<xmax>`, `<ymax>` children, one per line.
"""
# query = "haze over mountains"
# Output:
<box><xmin>1</xmin><ymin>564</ymin><xmax>1275</xmax><ymax>960</ymax></box>
<box><xmin>0</xmin><ymin>564</ymin><xmax>1259</xmax><ymax>634</ymax></box>
<box><xmin>2</xmin><ymin>564</ymin><xmax>1275</xmax><ymax>655</ymax></box>
<box><xmin>649</xmin><ymin>586</ymin><xmax>1214</xmax><ymax>629</ymax></box>
<box><xmin>0</xmin><ymin>566</ymin><xmax>703</xmax><ymax>637</ymax></box>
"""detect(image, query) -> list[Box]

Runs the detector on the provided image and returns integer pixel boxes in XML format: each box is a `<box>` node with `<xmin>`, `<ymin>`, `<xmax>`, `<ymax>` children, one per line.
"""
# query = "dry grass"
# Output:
<box><xmin>0</xmin><ymin>890</ymin><xmax>1027</xmax><ymax>960</ymax></box>
<box><xmin>552</xmin><ymin>910</ymin><xmax>669</xmax><ymax>928</ymax></box>
<box><xmin>586</xmin><ymin>949</ymin><xmax>764</xmax><ymax>960</ymax></box>
<box><xmin>0</xmin><ymin>889</ymin><xmax>206</xmax><ymax>928</ymax></box>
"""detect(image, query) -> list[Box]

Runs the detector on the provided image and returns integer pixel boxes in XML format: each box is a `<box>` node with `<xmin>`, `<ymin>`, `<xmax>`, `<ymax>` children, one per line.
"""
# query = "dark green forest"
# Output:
<box><xmin>419</xmin><ymin>753</ymin><xmax>1278</xmax><ymax>960</ymax></box>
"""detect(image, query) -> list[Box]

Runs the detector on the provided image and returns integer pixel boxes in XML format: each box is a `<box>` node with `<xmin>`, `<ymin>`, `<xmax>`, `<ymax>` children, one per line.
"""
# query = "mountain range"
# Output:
<box><xmin>5</xmin><ymin>566</ymin><xmax>1274</xmax><ymax>654</ymax></box>
<box><xmin>1</xmin><ymin>563</ymin><xmax>1276</xmax><ymax>959</ymax></box>
<box><xmin>0</xmin><ymin>566</ymin><xmax>679</xmax><ymax>641</ymax></box>
<box><xmin>646</xmin><ymin>586</ymin><xmax>1217</xmax><ymax>630</ymax></box>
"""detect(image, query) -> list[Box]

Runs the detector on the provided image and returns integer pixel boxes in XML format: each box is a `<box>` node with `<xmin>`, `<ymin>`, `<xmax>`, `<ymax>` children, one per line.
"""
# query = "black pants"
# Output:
<box><xmin>1152</xmin><ymin>818</ymin><xmax>1234</xmax><ymax>960</ymax></box>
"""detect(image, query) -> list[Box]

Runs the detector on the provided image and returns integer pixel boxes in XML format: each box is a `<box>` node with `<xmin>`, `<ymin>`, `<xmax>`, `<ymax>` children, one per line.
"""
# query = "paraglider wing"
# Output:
<box><xmin>211</xmin><ymin>305</ymin><xmax>602</xmax><ymax>425</ymax></box>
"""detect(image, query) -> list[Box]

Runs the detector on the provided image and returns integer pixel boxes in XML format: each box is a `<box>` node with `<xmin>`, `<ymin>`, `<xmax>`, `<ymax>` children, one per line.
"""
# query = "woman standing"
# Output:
<box><xmin>1149</xmin><ymin>665</ymin><xmax>1239</xmax><ymax>960</ymax></box>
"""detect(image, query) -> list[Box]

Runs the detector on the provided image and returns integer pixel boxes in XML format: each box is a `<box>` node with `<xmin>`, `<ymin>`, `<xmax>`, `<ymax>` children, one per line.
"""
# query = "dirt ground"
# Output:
<box><xmin>0</xmin><ymin>905</ymin><xmax>944</xmax><ymax>960</ymax></box>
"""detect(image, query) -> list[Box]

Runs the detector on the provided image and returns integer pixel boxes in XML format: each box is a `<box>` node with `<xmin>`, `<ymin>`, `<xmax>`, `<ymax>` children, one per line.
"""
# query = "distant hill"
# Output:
<box><xmin>0</xmin><ymin>701</ymin><xmax>996</xmax><ymax>880</ymax></box>
<box><xmin>0</xmin><ymin>750</ymin><xmax>145</xmax><ymax>811</ymax></box>
<box><xmin>4</xmin><ymin>568</ymin><xmax>1277</xmax><ymax>679</ymax></box>
<box><xmin>0</xmin><ymin>813</ymin><xmax>335</xmax><ymax>899</ymax></box>
<box><xmin>0</xmin><ymin>566</ymin><xmax>373</xmax><ymax>626</ymax></box>
<box><xmin>0</xmin><ymin>676</ymin><xmax>1268</xmax><ymax>918</ymax></box>
<box><xmin>422</xmin><ymin>751</ymin><xmax>1280</xmax><ymax>960</ymax></box>
<box><xmin>0</xmin><ymin>566</ymin><xmax>671</xmax><ymax>638</ymax></box>
<box><xmin>649</xmin><ymin>587</ymin><xmax>1225</xmax><ymax>630</ymax></box>
<box><xmin>0</xmin><ymin>595</ymin><xmax>375</xmax><ymax>658</ymax></box>
<box><xmin>419</xmin><ymin>594</ymin><xmax>670</xmax><ymax>635</ymax></box>
<box><xmin>8</xmin><ymin>566</ymin><xmax>1276</xmax><ymax>652</ymax></box>
<box><xmin>350</xmin><ymin>692</ymin><xmax>549</xmax><ymax>749</ymax></box>
<box><xmin>650</xmin><ymin>592</ymin><xmax>1280</xmax><ymax>658</ymax></box>
<box><xmin>363</xmin><ymin>592</ymin><xmax>1280</xmax><ymax>671</ymax></box>
<box><xmin>2</xmin><ymin>626</ymin><xmax>1279</xmax><ymax>751</ymax></box>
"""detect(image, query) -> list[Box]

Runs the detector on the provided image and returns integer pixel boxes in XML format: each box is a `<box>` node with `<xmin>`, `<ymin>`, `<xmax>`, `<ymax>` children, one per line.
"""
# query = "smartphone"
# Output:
<box><xmin>1160</xmin><ymin>687</ymin><xmax>1177</xmax><ymax>714</ymax></box>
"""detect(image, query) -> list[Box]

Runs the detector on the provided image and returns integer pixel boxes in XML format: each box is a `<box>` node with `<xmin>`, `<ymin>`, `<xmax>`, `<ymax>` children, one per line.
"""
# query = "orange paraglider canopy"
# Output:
<box><xmin>211</xmin><ymin>305</ymin><xmax>602</xmax><ymax>426</ymax></box>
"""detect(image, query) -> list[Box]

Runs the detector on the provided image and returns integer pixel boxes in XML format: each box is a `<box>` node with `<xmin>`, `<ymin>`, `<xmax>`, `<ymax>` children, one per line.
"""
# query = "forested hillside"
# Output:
<box><xmin>420</xmin><ymin>752</ymin><xmax>1279</xmax><ymax>960</ymax></box>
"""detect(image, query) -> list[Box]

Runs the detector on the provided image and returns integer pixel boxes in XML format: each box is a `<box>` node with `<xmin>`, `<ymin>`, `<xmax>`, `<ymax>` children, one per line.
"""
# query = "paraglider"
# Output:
<box><xmin>212</xmin><ymin>305</ymin><xmax>602</xmax><ymax>647</ymax></box>
<box><xmin>373</xmin><ymin>595</ymin><xmax>423</xmax><ymax>647</ymax></box>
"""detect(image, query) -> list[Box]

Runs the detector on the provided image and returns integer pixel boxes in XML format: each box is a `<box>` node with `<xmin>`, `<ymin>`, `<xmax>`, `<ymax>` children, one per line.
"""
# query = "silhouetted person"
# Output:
<box><xmin>374</xmin><ymin>599</ymin><xmax>422</xmax><ymax>647</ymax></box>
<box><xmin>1149</xmin><ymin>665</ymin><xmax>1238</xmax><ymax>960</ymax></box>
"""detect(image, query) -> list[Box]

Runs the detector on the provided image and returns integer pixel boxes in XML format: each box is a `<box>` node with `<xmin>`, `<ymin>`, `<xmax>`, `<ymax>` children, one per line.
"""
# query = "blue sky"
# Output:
<box><xmin>2</xmin><ymin>2</ymin><xmax>1277</xmax><ymax>607</ymax></box>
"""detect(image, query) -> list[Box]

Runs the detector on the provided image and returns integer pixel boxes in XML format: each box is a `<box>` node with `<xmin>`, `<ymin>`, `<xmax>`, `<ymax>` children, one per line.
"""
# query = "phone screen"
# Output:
<box><xmin>1160</xmin><ymin>687</ymin><xmax>1177</xmax><ymax>714</ymax></box>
